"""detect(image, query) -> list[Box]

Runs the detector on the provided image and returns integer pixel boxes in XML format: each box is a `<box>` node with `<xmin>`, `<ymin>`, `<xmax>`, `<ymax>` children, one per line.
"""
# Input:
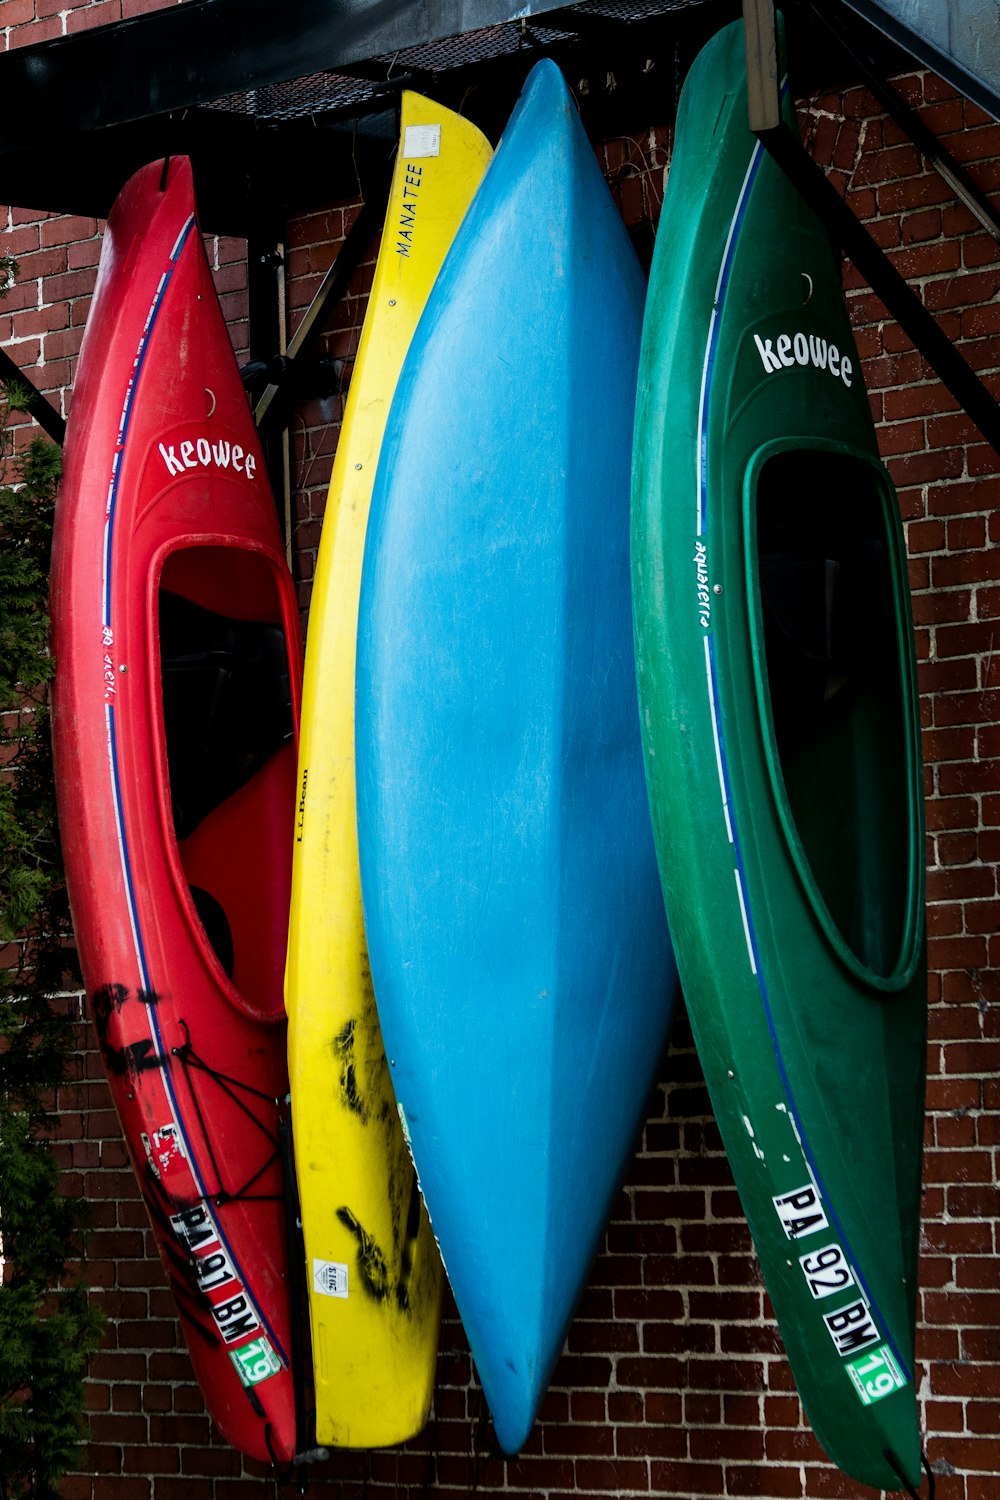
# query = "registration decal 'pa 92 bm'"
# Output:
<box><xmin>799</xmin><ymin>1242</ymin><xmax>856</xmax><ymax>1300</ymax></box>
<box><xmin>772</xmin><ymin>1182</ymin><xmax>830</xmax><ymax>1240</ymax></box>
<box><xmin>823</xmin><ymin>1297</ymin><xmax>882</xmax><ymax>1358</ymax></box>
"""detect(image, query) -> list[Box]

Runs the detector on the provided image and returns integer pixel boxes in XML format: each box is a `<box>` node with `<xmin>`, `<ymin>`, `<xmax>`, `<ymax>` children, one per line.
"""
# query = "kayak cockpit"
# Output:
<box><xmin>157</xmin><ymin>542</ymin><xmax>296</xmax><ymax>1019</ymax></box>
<box><xmin>748</xmin><ymin>444</ymin><xmax>922</xmax><ymax>988</ymax></box>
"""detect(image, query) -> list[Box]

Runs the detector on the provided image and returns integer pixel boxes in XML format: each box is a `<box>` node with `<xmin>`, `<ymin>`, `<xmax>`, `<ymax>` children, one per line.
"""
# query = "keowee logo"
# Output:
<box><xmin>158</xmin><ymin>434</ymin><xmax>259</xmax><ymax>480</ymax></box>
<box><xmin>753</xmin><ymin>329</ymin><xmax>854</xmax><ymax>388</ymax></box>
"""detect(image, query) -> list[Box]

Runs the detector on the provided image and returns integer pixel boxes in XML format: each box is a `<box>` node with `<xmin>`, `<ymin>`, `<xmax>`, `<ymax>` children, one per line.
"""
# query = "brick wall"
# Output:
<box><xmin>2</xmin><ymin>7</ymin><xmax>999</xmax><ymax>1498</ymax></box>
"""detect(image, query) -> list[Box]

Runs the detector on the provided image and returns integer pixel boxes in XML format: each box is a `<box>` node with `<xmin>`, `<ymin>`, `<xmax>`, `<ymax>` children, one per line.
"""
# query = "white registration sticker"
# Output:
<box><xmin>403</xmin><ymin>124</ymin><xmax>441</xmax><ymax>158</ymax></box>
<box><xmin>313</xmin><ymin>1259</ymin><xmax>349</xmax><ymax>1299</ymax></box>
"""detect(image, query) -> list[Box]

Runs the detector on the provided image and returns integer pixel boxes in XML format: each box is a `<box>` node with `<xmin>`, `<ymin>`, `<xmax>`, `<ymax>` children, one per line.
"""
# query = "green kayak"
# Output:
<box><xmin>631</xmin><ymin>20</ymin><xmax>927</xmax><ymax>1492</ymax></box>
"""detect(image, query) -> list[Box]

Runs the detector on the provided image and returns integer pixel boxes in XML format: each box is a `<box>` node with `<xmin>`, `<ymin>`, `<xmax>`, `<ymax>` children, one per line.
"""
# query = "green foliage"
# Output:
<box><xmin>0</xmin><ymin>434</ymin><xmax>61</xmax><ymax>951</ymax></box>
<box><xmin>0</xmin><ymin>1115</ymin><xmax>103</xmax><ymax>1500</ymax></box>
<box><xmin>0</xmin><ymin>426</ymin><xmax>105</xmax><ymax>1500</ymax></box>
<box><xmin>0</xmin><ymin>437</ymin><xmax>58</xmax><ymax>714</ymax></box>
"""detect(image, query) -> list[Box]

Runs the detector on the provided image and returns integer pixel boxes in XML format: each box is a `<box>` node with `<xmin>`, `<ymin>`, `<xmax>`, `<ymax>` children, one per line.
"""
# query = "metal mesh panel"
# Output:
<box><xmin>578</xmin><ymin>0</ymin><xmax>713</xmax><ymax>14</ymax></box>
<box><xmin>389</xmin><ymin>20</ymin><xmax>576</xmax><ymax>72</ymax></box>
<box><xmin>207</xmin><ymin>0</ymin><xmax>715</xmax><ymax>120</ymax></box>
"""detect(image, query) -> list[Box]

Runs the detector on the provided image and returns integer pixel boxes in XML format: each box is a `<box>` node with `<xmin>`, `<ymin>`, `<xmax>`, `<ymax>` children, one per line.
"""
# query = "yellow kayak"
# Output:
<box><xmin>286</xmin><ymin>92</ymin><xmax>492</xmax><ymax>1449</ymax></box>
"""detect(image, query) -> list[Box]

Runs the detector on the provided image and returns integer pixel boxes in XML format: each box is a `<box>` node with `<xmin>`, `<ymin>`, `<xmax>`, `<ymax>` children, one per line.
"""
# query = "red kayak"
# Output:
<box><xmin>50</xmin><ymin>157</ymin><xmax>301</xmax><ymax>1465</ymax></box>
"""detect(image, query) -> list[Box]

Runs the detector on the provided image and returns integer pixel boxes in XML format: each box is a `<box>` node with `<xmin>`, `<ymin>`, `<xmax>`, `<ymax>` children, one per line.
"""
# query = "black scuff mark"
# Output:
<box><xmin>336</xmin><ymin>1206</ymin><xmax>389</xmax><ymax>1302</ymax></box>
<box><xmin>104</xmin><ymin>1038</ymin><xmax>167</xmax><ymax>1080</ymax></box>
<box><xmin>91</xmin><ymin>984</ymin><xmax>166</xmax><ymax>1081</ymax></box>
<box><xmin>90</xmin><ymin>981</ymin><xmax>129</xmax><ymax>1044</ymax></box>
<box><xmin>394</xmin><ymin>1173</ymin><xmax>423</xmax><ymax>1313</ymax></box>
<box><xmin>91</xmin><ymin>982</ymin><xmax>162</xmax><ymax>1041</ymax></box>
<box><xmin>333</xmin><ymin>1018</ymin><xmax>368</xmax><ymax>1124</ymax></box>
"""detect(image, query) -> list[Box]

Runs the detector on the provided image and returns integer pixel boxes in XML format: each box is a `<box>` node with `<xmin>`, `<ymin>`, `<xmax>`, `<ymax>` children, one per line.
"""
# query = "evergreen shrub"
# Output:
<box><xmin>0</xmin><ymin>372</ymin><xmax>105</xmax><ymax>1500</ymax></box>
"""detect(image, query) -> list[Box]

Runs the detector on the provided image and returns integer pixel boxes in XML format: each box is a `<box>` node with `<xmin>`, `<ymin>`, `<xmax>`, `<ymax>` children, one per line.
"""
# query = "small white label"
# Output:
<box><xmin>313</xmin><ymin>1259</ymin><xmax>349</xmax><ymax>1299</ymax></box>
<box><xmin>403</xmin><ymin>123</ymin><xmax>441</xmax><ymax>158</ymax></box>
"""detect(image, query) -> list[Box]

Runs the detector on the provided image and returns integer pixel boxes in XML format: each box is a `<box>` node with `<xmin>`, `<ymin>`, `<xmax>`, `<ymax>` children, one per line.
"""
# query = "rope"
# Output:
<box><xmin>171</xmin><ymin>1020</ymin><xmax>281</xmax><ymax>1203</ymax></box>
<box><xmin>264</xmin><ymin>1422</ymin><xmax>295</xmax><ymax>1484</ymax></box>
<box><xmin>884</xmin><ymin>1448</ymin><xmax>936</xmax><ymax>1499</ymax></box>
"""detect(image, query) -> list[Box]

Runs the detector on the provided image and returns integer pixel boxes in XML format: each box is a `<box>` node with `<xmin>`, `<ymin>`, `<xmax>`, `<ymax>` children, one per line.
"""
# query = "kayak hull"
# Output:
<box><xmin>356</xmin><ymin>60</ymin><xmax>677</xmax><ymax>1455</ymax></box>
<box><xmin>286</xmin><ymin>92</ymin><xmax>492</xmax><ymax>1449</ymax></box>
<box><xmin>50</xmin><ymin>157</ymin><xmax>301</xmax><ymax>1465</ymax></box>
<box><xmin>631</xmin><ymin>22</ymin><xmax>926</xmax><ymax>1491</ymax></box>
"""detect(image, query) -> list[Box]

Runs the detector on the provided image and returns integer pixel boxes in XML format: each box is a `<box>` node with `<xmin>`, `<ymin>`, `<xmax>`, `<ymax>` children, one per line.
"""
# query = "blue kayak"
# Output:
<box><xmin>355</xmin><ymin>59</ymin><xmax>677</xmax><ymax>1455</ymax></box>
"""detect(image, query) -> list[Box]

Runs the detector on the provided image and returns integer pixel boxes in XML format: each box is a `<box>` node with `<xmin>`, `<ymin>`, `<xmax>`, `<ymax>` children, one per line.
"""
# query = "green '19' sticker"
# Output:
<box><xmin>846</xmin><ymin>1344</ymin><xmax>907</xmax><ymax>1405</ymax></box>
<box><xmin>230</xmin><ymin>1335</ymin><xmax>281</xmax><ymax>1388</ymax></box>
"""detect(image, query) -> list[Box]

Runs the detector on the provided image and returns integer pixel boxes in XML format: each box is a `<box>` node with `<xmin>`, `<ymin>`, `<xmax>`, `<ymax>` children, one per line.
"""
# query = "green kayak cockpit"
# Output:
<box><xmin>746</xmin><ymin>442</ymin><xmax>923</xmax><ymax>990</ymax></box>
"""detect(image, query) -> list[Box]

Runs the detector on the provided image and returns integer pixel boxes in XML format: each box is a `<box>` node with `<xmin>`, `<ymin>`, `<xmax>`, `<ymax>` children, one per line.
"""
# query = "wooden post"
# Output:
<box><xmin>743</xmin><ymin>0</ymin><xmax>780</xmax><ymax>131</ymax></box>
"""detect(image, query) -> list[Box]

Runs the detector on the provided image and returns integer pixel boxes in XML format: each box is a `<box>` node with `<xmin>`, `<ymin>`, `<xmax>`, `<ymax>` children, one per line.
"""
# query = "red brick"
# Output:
<box><xmin>39</xmin><ymin>215</ymin><xmax>99</xmax><ymax>248</ymax></box>
<box><xmin>967</xmin><ymin>439</ymin><xmax>1000</xmax><ymax>477</ymax></box>
<box><xmin>725</xmin><ymin>1461</ymin><xmax>806</xmax><ymax>1496</ymax></box>
<box><xmin>946</xmin><ymin>513</ymin><xmax>989</xmax><ymax>551</ymax></box>
<box><xmin>615</xmin><ymin>1422</ymin><xmax>686</xmax><ymax>1459</ymax></box>
<box><xmin>945</xmin><ymin>1184</ymin><xmax>1000</xmax><ymax>1219</ymax></box>
<box><xmin>574</xmin><ymin>1456</ymin><xmax>651</xmax><ymax>1490</ymax></box>
<box><xmin>649</xmin><ymin>1459</ymin><xmax>726</xmax><ymax>1494</ymax></box>
<box><xmin>804</xmin><ymin>1464</ymin><xmax>882</xmax><ymax>1497</ymax></box>
<box><xmin>937</xmin><ymin>759</ymin><xmax>1000</xmax><ymax>798</ymax></box>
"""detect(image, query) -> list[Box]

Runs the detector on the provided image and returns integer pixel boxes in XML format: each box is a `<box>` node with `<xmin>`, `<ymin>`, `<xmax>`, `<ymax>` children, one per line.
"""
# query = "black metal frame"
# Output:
<box><xmin>804</xmin><ymin>0</ymin><xmax>1000</xmax><ymax>243</ymax></box>
<box><xmin>0</xmin><ymin>0</ymin><xmax>577</xmax><ymax>151</ymax></box>
<box><xmin>0</xmin><ymin>1</ymin><xmax>741</xmax><ymax>229</ymax></box>
<box><xmin>0</xmin><ymin>0</ymin><xmax>743</xmax><ymax>448</ymax></box>
<box><xmin>0</xmin><ymin>346</ymin><xmax>65</xmax><ymax>445</ymax></box>
<box><xmin>745</xmin><ymin>0</ymin><xmax>1000</xmax><ymax>456</ymax></box>
<box><xmin>2</xmin><ymin>0</ymin><xmax>998</xmax><ymax>459</ymax></box>
<box><xmin>836</xmin><ymin>0</ymin><xmax>1000</xmax><ymax>128</ymax></box>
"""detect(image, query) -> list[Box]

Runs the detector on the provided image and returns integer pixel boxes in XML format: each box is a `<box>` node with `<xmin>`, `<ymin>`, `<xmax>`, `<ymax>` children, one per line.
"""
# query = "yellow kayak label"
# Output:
<box><xmin>395</xmin><ymin>144</ymin><xmax>434</xmax><ymax>259</ymax></box>
<box><xmin>296</xmin><ymin>766</ymin><xmax>308</xmax><ymax>842</ymax></box>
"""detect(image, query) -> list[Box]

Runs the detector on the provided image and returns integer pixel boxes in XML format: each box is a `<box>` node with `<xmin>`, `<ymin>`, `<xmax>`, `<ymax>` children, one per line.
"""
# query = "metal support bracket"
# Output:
<box><xmin>0</xmin><ymin>346</ymin><xmax>66</xmax><ymax>446</ymax></box>
<box><xmin>812</xmin><ymin>0</ymin><xmax>1000</xmax><ymax>242</ymax></box>
<box><xmin>254</xmin><ymin>147</ymin><xmax>396</xmax><ymax>431</ymax></box>
<box><xmin>756</xmin><ymin>119</ymin><xmax>1000</xmax><ymax>455</ymax></box>
<box><xmin>742</xmin><ymin>0</ymin><xmax>1000</xmax><ymax>456</ymax></box>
